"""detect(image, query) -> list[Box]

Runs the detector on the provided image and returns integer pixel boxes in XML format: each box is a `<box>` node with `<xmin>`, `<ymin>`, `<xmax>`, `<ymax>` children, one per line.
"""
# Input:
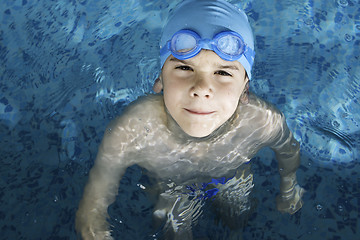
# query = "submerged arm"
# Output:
<box><xmin>270</xmin><ymin>112</ymin><xmax>305</xmax><ymax>214</ymax></box>
<box><xmin>75</xmin><ymin>120</ymin><xmax>130</xmax><ymax>239</ymax></box>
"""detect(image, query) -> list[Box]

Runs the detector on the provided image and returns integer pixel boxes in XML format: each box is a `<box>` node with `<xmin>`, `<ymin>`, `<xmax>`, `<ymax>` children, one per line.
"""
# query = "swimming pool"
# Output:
<box><xmin>0</xmin><ymin>0</ymin><xmax>359</xmax><ymax>239</ymax></box>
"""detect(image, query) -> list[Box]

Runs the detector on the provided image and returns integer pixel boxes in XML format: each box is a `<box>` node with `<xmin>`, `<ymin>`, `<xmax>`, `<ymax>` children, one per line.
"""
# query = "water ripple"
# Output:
<box><xmin>309</xmin><ymin>117</ymin><xmax>355</xmax><ymax>150</ymax></box>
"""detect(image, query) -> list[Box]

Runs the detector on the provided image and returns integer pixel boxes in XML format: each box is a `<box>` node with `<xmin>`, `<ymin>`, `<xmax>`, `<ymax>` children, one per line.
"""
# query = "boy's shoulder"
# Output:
<box><xmin>244</xmin><ymin>92</ymin><xmax>282</xmax><ymax>115</ymax></box>
<box><xmin>124</xmin><ymin>94</ymin><xmax>165</xmax><ymax>117</ymax></box>
<box><xmin>111</xmin><ymin>94</ymin><xmax>166</xmax><ymax>130</ymax></box>
<box><xmin>235</xmin><ymin>92</ymin><xmax>284</xmax><ymax>133</ymax></box>
<box><xmin>231</xmin><ymin>92</ymin><xmax>287</xmax><ymax>148</ymax></box>
<box><xmin>101</xmin><ymin>94</ymin><xmax>166</xmax><ymax>151</ymax></box>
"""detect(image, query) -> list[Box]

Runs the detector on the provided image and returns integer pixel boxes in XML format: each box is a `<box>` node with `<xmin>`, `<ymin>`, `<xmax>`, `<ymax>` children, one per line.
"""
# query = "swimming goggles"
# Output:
<box><xmin>160</xmin><ymin>29</ymin><xmax>255</xmax><ymax>66</ymax></box>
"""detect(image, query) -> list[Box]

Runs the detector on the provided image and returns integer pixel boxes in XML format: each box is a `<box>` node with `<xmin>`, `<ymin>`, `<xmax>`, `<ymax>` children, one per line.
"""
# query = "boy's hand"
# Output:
<box><xmin>77</xmin><ymin>228</ymin><xmax>113</xmax><ymax>240</ymax></box>
<box><xmin>75</xmin><ymin>204</ymin><xmax>114</xmax><ymax>240</ymax></box>
<box><xmin>276</xmin><ymin>184</ymin><xmax>305</xmax><ymax>214</ymax></box>
<box><xmin>75</xmin><ymin>217</ymin><xmax>113</xmax><ymax>240</ymax></box>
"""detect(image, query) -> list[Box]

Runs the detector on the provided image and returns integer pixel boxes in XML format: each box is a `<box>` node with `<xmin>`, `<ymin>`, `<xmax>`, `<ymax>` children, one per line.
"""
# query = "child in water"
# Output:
<box><xmin>76</xmin><ymin>0</ymin><xmax>305</xmax><ymax>239</ymax></box>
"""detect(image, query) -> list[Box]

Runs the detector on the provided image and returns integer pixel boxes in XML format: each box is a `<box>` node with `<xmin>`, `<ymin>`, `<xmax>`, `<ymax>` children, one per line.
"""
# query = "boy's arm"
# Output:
<box><xmin>269</xmin><ymin>112</ymin><xmax>305</xmax><ymax>214</ymax></box>
<box><xmin>75</xmin><ymin>119</ymin><xmax>130</xmax><ymax>239</ymax></box>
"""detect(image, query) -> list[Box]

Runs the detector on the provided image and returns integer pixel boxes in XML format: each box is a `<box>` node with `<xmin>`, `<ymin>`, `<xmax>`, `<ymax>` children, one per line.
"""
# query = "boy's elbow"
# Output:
<box><xmin>274</xmin><ymin>136</ymin><xmax>300</xmax><ymax>161</ymax></box>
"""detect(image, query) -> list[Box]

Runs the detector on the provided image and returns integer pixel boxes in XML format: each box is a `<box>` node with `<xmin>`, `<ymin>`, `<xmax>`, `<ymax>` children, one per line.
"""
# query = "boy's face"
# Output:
<box><xmin>157</xmin><ymin>50</ymin><xmax>248</xmax><ymax>138</ymax></box>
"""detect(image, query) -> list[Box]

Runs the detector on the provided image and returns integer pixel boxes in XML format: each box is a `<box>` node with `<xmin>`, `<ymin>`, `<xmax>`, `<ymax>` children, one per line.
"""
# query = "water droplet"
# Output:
<box><xmin>137</xmin><ymin>183</ymin><xmax>146</xmax><ymax>190</ymax></box>
<box><xmin>344</xmin><ymin>33</ymin><xmax>353</xmax><ymax>42</ymax></box>
<box><xmin>304</xmin><ymin>18</ymin><xmax>313</xmax><ymax>25</ymax></box>
<box><xmin>337</xmin><ymin>0</ymin><xmax>348</xmax><ymax>7</ymax></box>
<box><xmin>338</xmin><ymin>205</ymin><xmax>344</xmax><ymax>212</ymax></box>
<box><xmin>115</xmin><ymin>218</ymin><xmax>123</xmax><ymax>224</ymax></box>
<box><xmin>49</xmin><ymin>111</ymin><xmax>57</xmax><ymax>117</ymax></box>
<box><xmin>316</xmin><ymin>204</ymin><xmax>323</xmax><ymax>211</ymax></box>
<box><xmin>332</xmin><ymin>120</ymin><xmax>340</xmax><ymax>128</ymax></box>
<box><xmin>144</xmin><ymin>126</ymin><xmax>150</xmax><ymax>133</ymax></box>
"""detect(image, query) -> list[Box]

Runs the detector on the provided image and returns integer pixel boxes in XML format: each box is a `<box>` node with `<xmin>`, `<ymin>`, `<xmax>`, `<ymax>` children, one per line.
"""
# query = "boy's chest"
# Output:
<box><xmin>137</xmin><ymin>136</ymin><xmax>254</xmax><ymax>184</ymax></box>
<box><xmin>130</xmin><ymin>107</ymin><xmax>267</xmax><ymax>183</ymax></box>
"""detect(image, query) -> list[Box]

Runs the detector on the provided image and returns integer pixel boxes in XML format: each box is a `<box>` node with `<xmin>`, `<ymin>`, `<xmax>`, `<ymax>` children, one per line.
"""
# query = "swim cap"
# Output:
<box><xmin>160</xmin><ymin>0</ymin><xmax>255</xmax><ymax>79</ymax></box>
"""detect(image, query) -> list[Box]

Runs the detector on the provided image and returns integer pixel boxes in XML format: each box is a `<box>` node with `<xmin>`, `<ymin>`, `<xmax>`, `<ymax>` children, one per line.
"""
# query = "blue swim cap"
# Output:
<box><xmin>160</xmin><ymin>0</ymin><xmax>255</xmax><ymax>79</ymax></box>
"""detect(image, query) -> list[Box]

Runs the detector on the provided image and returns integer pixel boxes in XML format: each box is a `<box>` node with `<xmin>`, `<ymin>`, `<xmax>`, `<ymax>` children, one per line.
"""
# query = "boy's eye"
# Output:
<box><xmin>215</xmin><ymin>70</ymin><xmax>232</xmax><ymax>76</ymax></box>
<box><xmin>175</xmin><ymin>65</ymin><xmax>193</xmax><ymax>71</ymax></box>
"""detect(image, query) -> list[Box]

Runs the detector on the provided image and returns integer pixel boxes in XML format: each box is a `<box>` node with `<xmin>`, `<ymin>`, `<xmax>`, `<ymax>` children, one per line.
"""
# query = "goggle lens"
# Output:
<box><xmin>171</xmin><ymin>33</ymin><xmax>197</xmax><ymax>55</ymax></box>
<box><xmin>216</xmin><ymin>34</ymin><xmax>245</xmax><ymax>56</ymax></box>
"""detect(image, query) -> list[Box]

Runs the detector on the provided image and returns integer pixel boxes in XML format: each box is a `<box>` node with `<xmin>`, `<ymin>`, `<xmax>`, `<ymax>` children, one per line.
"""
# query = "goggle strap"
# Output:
<box><xmin>244</xmin><ymin>47</ymin><xmax>255</xmax><ymax>67</ymax></box>
<box><xmin>160</xmin><ymin>41</ymin><xmax>170</xmax><ymax>56</ymax></box>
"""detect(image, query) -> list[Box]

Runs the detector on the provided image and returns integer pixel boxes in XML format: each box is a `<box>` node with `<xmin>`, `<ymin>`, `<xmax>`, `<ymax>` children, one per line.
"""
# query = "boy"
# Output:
<box><xmin>75</xmin><ymin>0</ymin><xmax>305</xmax><ymax>239</ymax></box>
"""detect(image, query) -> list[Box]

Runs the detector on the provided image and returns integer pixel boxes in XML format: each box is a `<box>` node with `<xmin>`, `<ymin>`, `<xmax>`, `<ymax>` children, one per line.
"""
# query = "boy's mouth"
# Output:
<box><xmin>184</xmin><ymin>108</ymin><xmax>216</xmax><ymax>115</ymax></box>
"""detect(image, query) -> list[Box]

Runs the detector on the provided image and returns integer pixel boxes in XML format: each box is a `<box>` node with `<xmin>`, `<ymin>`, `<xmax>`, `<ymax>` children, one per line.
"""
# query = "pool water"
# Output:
<box><xmin>0</xmin><ymin>0</ymin><xmax>359</xmax><ymax>239</ymax></box>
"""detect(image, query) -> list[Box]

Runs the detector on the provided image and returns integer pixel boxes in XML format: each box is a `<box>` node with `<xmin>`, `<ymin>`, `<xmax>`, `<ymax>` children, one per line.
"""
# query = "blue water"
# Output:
<box><xmin>0</xmin><ymin>0</ymin><xmax>359</xmax><ymax>239</ymax></box>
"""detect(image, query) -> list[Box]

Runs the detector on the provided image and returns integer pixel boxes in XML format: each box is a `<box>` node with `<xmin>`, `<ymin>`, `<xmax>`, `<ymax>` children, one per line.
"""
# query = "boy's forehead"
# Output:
<box><xmin>167</xmin><ymin>51</ymin><xmax>245</xmax><ymax>71</ymax></box>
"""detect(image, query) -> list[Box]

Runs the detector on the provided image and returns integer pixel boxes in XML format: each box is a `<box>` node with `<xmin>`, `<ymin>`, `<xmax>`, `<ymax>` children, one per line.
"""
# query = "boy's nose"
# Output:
<box><xmin>189</xmin><ymin>77</ymin><xmax>213</xmax><ymax>99</ymax></box>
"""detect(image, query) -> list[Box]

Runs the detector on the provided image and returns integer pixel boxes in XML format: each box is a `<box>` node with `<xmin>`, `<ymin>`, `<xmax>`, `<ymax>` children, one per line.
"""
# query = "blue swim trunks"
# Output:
<box><xmin>186</xmin><ymin>176</ymin><xmax>235</xmax><ymax>200</ymax></box>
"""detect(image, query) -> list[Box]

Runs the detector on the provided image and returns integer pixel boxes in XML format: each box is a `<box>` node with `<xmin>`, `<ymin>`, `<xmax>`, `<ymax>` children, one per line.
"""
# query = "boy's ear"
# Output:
<box><xmin>153</xmin><ymin>76</ymin><xmax>163</xmax><ymax>93</ymax></box>
<box><xmin>240</xmin><ymin>76</ymin><xmax>249</xmax><ymax>105</ymax></box>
